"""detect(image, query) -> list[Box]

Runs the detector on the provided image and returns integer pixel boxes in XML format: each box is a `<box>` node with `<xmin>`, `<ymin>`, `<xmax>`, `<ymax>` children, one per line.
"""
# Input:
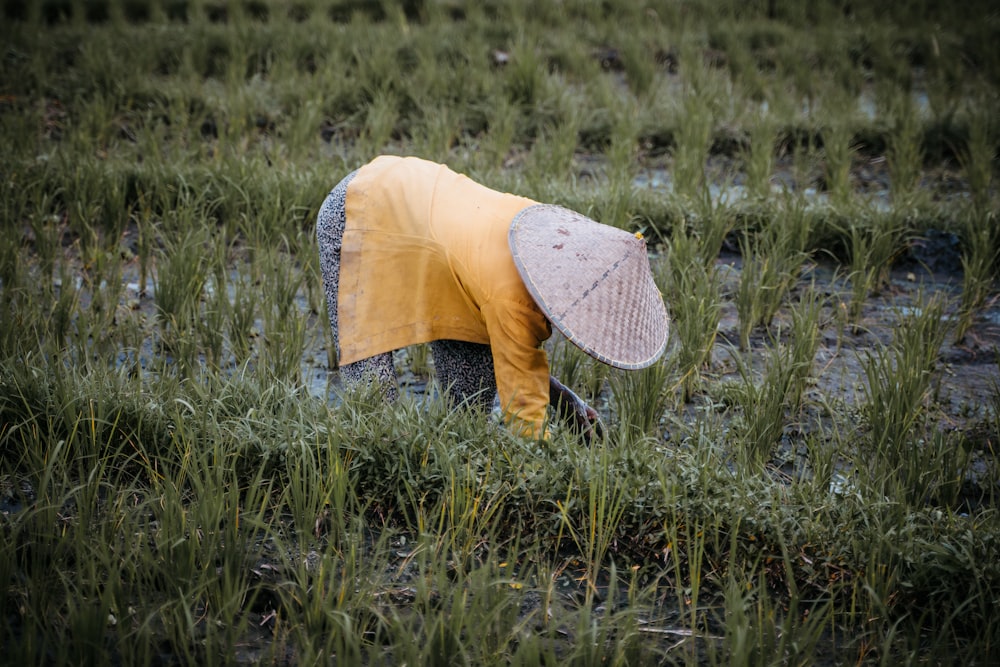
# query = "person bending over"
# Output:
<box><xmin>317</xmin><ymin>155</ymin><xmax>668</xmax><ymax>440</ymax></box>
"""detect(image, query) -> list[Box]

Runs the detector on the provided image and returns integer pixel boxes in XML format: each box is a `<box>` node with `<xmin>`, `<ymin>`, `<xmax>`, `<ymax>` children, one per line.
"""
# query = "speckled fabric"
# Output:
<box><xmin>317</xmin><ymin>170</ymin><xmax>398</xmax><ymax>400</ymax></box>
<box><xmin>317</xmin><ymin>170</ymin><xmax>497</xmax><ymax>410</ymax></box>
<box><xmin>429</xmin><ymin>339</ymin><xmax>496</xmax><ymax>411</ymax></box>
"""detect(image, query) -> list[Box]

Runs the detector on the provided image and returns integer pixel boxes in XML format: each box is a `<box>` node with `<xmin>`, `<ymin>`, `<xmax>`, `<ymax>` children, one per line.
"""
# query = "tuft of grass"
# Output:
<box><xmin>954</xmin><ymin>206</ymin><xmax>999</xmax><ymax>342</ymax></box>
<box><xmin>839</xmin><ymin>207</ymin><xmax>909</xmax><ymax>326</ymax></box>
<box><xmin>821</xmin><ymin>118</ymin><xmax>859</xmax><ymax>204</ymax></box>
<box><xmin>673</xmin><ymin>93</ymin><xmax>714</xmax><ymax>198</ymax></box>
<box><xmin>656</xmin><ymin>227</ymin><xmax>723</xmax><ymax>402</ymax></box>
<box><xmin>555</xmin><ymin>442</ymin><xmax>632</xmax><ymax>591</ymax></box>
<box><xmin>735</xmin><ymin>201</ymin><xmax>810</xmax><ymax>350</ymax></box>
<box><xmin>742</xmin><ymin>111</ymin><xmax>777</xmax><ymax>200</ymax></box>
<box><xmin>958</xmin><ymin>103</ymin><xmax>996</xmax><ymax>212</ymax></box>
<box><xmin>858</xmin><ymin>293</ymin><xmax>952</xmax><ymax>503</ymax></box>
<box><xmin>724</xmin><ymin>286</ymin><xmax>821</xmax><ymax>472</ymax></box>
<box><xmin>609</xmin><ymin>359</ymin><xmax>673</xmax><ymax>442</ymax></box>
<box><xmin>886</xmin><ymin>92</ymin><xmax>926</xmax><ymax>204</ymax></box>
<box><xmin>153</xmin><ymin>226</ymin><xmax>209</xmax><ymax>367</ymax></box>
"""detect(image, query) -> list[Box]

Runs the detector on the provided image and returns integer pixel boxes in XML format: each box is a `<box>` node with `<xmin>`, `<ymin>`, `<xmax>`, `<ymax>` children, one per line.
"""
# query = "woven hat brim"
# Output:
<box><xmin>509</xmin><ymin>204</ymin><xmax>669</xmax><ymax>370</ymax></box>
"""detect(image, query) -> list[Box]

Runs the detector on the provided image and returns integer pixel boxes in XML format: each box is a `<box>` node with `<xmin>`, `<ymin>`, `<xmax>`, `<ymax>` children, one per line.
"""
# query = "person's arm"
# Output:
<box><xmin>481</xmin><ymin>301</ymin><xmax>552</xmax><ymax>439</ymax></box>
<box><xmin>549</xmin><ymin>376</ymin><xmax>603</xmax><ymax>442</ymax></box>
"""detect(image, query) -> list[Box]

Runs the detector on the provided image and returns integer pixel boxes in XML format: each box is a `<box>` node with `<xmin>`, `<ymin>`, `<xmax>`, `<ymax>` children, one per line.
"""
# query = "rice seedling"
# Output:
<box><xmin>788</xmin><ymin>285</ymin><xmax>823</xmax><ymax>407</ymax></box>
<box><xmin>954</xmin><ymin>206</ymin><xmax>999</xmax><ymax>343</ymax></box>
<box><xmin>661</xmin><ymin>510</ymin><xmax>713</xmax><ymax>660</ymax></box>
<box><xmin>710</xmin><ymin>527</ymin><xmax>837</xmax><ymax>666</ymax></box>
<box><xmin>502</xmin><ymin>31</ymin><xmax>547</xmax><ymax>111</ymax></box>
<box><xmin>728</xmin><ymin>344</ymin><xmax>795</xmax><ymax>472</ymax></box>
<box><xmin>735</xmin><ymin>202</ymin><xmax>810</xmax><ymax>350</ymax></box>
<box><xmin>858</xmin><ymin>293</ymin><xmax>951</xmax><ymax>503</ymax></box>
<box><xmin>256</xmin><ymin>243</ymin><xmax>309</xmax><ymax>381</ymax></box>
<box><xmin>524</xmin><ymin>112</ymin><xmax>581</xmax><ymax>188</ymax></box>
<box><xmin>47</xmin><ymin>260</ymin><xmax>83</xmax><ymax>352</ymax></box>
<box><xmin>402</xmin><ymin>342</ymin><xmax>431</xmax><ymax>379</ymax></box>
<box><xmin>0</xmin><ymin>223</ymin><xmax>23</xmax><ymax>310</ymax></box>
<box><xmin>226</xmin><ymin>267</ymin><xmax>259</xmax><ymax>365</ymax></box>
<box><xmin>26</xmin><ymin>207</ymin><xmax>61</xmax><ymax>291</ymax></box>
<box><xmin>821</xmin><ymin>118</ymin><xmax>858</xmax><ymax>204</ymax></box>
<box><xmin>952</xmin><ymin>110</ymin><xmax>998</xmax><ymax>342</ymax></box>
<box><xmin>655</xmin><ymin>227</ymin><xmax>723</xmax><ymax>402</ymax></box>
<box><xmin>958</xmin><ymin>103</ymin><xmax>996</xmax><ymax>213</ymax></box>
<box><xmin>476</xmin><ymin>96</ymin><xmax>520</xmax><ymax>170</ymax></box>
<box><xmin>608</xmin><ymin>359</ymin><xmax>673</xmax><ymax>441</ymax></box>
<box><xmin>85</xmin><ymin>249</ymin><xmax>126</xmax><ymax>361</ymax></box>
<box><xmin>728</xmin><ymin>283</ymin><xmax>823</xmax><ymax>471</ymax></box>
<box><xmin>741</xmin><ymin>111</ymin><xmax>777</xmax><ymax>201</ymax></box>
<box><xmin>886</xmin><ymin>93</ymin><xmax>925</xmax><ymax>204</ymax></box>
<box><xmin>839</xmin><ymin>207</ymin><xmax>909</xmax><ymax>326</ymax></box>
<box><xmin>411</xmin><ymin>100</ymin><xmax>460</xmax><ymax>164</ymax></box>
<box><xmin>690</xmin><ymin>186</ymin><xmax>737</xmax><ymax>268</ymax></box>
<box><xmin>153</xmin><ymin>226</ymin><xmax>208</xmax><ymax>349</ymax></box>
<box><xmin>673</xmin><ymin>94</ymin><xmax>714</xmax><ymax>198</ymax></box>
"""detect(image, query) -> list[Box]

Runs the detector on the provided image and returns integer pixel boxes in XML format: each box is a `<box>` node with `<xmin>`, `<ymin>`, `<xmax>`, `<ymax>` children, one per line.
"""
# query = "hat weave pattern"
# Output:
<box><xmin>509</xmin><ymin>205</ymin><xmax>669</xmax><ymax>369</ymax></box>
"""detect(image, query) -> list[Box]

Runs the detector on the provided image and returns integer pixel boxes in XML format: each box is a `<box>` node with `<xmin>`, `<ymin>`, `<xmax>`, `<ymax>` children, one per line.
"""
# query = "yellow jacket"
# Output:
<box><xmin>339</xmin><ymin>156</ymin><xmax>552</xmax><ymax>436</ymax></box>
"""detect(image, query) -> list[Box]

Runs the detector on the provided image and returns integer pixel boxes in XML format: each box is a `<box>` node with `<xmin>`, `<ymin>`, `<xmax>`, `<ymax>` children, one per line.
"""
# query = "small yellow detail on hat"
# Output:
<box><xmin>634</xmin><ymin>231</ymin><xmax>644</xmax><ymax>240</ymax></box>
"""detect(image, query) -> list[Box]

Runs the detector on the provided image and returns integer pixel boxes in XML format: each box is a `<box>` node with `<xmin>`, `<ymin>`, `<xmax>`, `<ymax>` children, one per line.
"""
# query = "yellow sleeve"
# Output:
<box><xmin>481</xmin><ymin>300</ymin><xmax>552</xmax><ymax>439</ymax></box>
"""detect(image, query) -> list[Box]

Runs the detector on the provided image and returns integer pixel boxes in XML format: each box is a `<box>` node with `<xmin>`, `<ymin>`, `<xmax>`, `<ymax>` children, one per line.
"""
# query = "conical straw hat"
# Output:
<box><xmin>509</xmin><ymin>204</ymin><xmax>669</xmax><ymax>370</ymax></box>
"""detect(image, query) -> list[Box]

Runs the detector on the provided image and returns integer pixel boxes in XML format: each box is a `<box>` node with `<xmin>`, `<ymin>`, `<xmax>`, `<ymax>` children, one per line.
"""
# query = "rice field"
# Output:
<box><xmin>1</xmin><ymin>0</ymin><xmax>999</xmax><ymax>664</ymax></box>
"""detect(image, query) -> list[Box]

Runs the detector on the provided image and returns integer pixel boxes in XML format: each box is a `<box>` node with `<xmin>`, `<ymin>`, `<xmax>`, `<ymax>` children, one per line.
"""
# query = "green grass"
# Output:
<box><xmin>2</xmin><ymin>0</ymin><xmax>1000</xmax><ymax>663</ymax></box>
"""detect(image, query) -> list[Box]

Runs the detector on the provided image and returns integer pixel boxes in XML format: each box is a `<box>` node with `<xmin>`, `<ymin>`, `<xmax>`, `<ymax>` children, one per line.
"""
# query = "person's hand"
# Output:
<box><xmin>572</xmin><ymin>399</ymin><xmax>604</xmax><ymax>443</ymax></box>
<box><xmin>550</xmin><ymin>376</ymin><xmax>604</xmax><ymax>443</ymax></box>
